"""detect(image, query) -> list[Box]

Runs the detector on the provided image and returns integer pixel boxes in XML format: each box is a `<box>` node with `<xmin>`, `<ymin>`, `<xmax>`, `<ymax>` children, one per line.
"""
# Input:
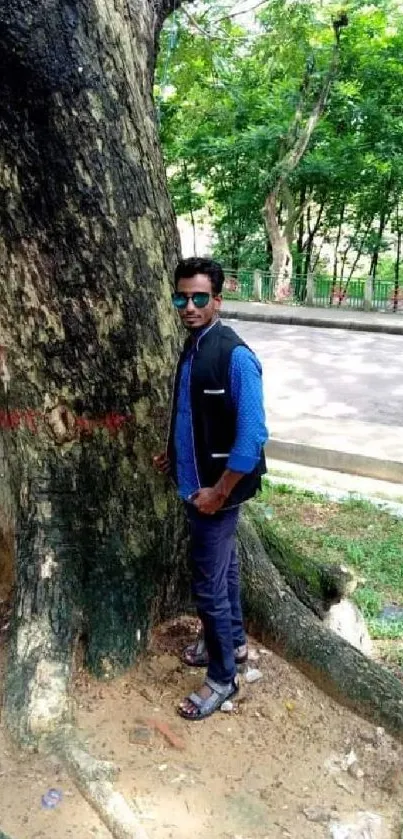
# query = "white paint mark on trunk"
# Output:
<box><xmin>0</xmin><ymin>346</ymin><xmax>11</xmax><ymax>393</ymax></box>
<box><xmin>41</xmin><ymin>550</ymin><xmax>57</xmax><ymax>579</ymax></box>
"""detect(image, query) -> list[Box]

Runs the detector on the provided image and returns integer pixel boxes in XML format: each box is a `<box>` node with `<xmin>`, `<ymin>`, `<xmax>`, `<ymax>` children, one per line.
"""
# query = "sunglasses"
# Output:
<box><xmin>171</xmin><ymin>292</ymin><xmax>212</xmax><ymax>310</ymax></box>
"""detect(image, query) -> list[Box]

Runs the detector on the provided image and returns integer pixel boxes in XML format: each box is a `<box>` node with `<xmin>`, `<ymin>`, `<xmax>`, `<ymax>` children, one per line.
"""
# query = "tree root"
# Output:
<box><xmin>246</xmin><ymin>502</ymin><xmax>356</xmax><ymax>617</ymax></box>
<box><xmin>50</xmin><ymin>727</ymin><xmax>150</xmax><ymax>839</ymax></box>
<box><xmin>239</xmin><ymin>513</ymin><xmax>403</xmax><ymax>740</ymax></box>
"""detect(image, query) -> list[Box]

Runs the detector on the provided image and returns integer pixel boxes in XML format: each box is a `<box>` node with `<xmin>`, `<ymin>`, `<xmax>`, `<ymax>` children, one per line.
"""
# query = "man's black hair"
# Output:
<box><xmin>174</xmin><ymin>257</ymin><xmax>225</xmax><ymax>295</ymax></box>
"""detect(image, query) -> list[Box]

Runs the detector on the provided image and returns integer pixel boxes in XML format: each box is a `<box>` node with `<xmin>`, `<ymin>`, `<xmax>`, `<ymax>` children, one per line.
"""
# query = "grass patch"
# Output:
<box><xmin>259</xmin><ymin>480</ymin><xmax>403</xmax><ymax>640</ymax></box>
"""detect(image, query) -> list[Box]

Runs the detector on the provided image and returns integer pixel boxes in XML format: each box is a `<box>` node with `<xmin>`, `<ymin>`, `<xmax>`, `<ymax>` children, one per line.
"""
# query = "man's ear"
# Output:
<box><xmin>214</xmin><ymin>294</ymin><xmax>223</xmax><ymax>311</ymax></box>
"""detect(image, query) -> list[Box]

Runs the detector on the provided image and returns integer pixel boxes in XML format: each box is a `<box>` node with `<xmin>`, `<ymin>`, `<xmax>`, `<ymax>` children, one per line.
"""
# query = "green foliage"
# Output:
<box><xmin>156</xmin><ymin>0</ymin><xmax>403</xmax><ymax>280</ymax></box>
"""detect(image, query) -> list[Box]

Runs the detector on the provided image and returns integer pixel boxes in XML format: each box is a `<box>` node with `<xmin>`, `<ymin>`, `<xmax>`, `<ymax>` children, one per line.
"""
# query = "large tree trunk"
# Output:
<box><xmin>0</xmin><ymin>0</ymin><xmax>189</xmax><ymax>746</ymax></box>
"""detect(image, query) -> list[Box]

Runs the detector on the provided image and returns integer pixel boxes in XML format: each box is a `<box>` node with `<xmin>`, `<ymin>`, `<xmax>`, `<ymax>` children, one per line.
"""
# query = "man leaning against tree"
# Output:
<box><xmin>154</xmin><ymin>257</ymin><xmax>268</xmax><ymax>720</ymax></box>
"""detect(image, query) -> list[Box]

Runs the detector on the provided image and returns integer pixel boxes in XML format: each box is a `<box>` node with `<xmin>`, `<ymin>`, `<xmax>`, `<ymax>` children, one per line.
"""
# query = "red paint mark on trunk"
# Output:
<box><xmin>0</xmin><ymin>409</ymin><xmax>132</xmax><ymax>435</ymax></box>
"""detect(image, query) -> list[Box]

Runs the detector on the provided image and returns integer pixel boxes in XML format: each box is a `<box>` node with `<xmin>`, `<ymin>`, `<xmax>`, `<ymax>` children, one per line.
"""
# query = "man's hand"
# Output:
<box><xmin>189</xmin><ymin>470</ymin><xmax>246</xmax><ymax>514</ymax></box>
<box><xmin>153</xmin><ymin>452</ymin><xmax>171</xmax><ymax>475</ymax></box>
<box><xmin>189</xmin><ymin>487</ymin><xmax>226</xmax><ymax>515</ymax></box>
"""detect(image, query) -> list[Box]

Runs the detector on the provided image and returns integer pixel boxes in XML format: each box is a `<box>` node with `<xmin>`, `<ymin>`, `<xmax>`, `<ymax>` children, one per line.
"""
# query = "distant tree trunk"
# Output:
<box><xmin>393</xmin><ymin>204</ymin><xmax>402</xmax><ymax>312</ymax></box>
<box><xmin>264</xmin><ymin>192</ymin><xmax>293</xmax><ymax>300</ymax></box>
<box><xmin>263</xmin><ymin>32</ymin><xmax>342</xmax><ymax>301</ymax></box>
<box><xmin>265</xmin><ymin>231</ymin><xmax>273</xmax><ymax>273</ymax></box>
<box><xmin>230</xmin><ymin>233</ymin><xmax>242</xmax><ymax>274</ymax></box>
<box><xmin>330</xmin><ymin>204</ymin><xmax>345</xmax><ymax>304</ymax></box>
<box><xmin>182</xmin><ymin>161</ymin><xmax>197</xmax><ymax>255</ymax></box>
<box><xmin>0</xmin><ymin>0</ymin><xmax>189</xmax><ymax>746</ymax></box>
<box><xmin>369</xmin><ymin>194</ymin><xmax>392</xmax><ymax>284</ymax></box>
<box><xmin>340</xmin><ymin>217</ymin><xmax>374</xmax><ymax>302</ymax></box>
<box><xmin>294</xmin><ymin>187</ymin><xmax>306</xmax><ymax>298</ymax></box>
<box><xmin>303</xmin><ymin>199</ymin><xmax>325</xmax><ymax>283</ymax></box>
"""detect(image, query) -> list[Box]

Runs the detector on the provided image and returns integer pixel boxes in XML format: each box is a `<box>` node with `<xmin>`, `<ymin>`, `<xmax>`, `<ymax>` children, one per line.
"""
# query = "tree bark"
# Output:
<box><xmin>0</xmin><ymin>0</ymin><xmax>189</xmax><ymax>745</ymax></box>
<box><xmin>239</xmin><ymin>513</ymin><xmax>403</xmax><ymax>739</ymax></box>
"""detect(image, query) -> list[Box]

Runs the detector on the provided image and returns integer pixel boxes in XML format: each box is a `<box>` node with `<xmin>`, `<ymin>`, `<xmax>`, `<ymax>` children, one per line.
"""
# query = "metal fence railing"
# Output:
<box><xmin>310</xmin><ymin>276</ymin><xmax>395</xmax><ymax>310</ymax></box>
<box><xmin>222</xmin><ymin>268</ymin><xmax>402</xmax><ymax>311</ymax></box>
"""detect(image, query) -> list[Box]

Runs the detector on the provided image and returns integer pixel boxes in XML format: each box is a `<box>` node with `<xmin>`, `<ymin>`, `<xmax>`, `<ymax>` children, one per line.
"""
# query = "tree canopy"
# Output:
<box><xmin>156</xmin><ymin>0</ymin><xmax>403</xmax><ymax>300</ymax></box>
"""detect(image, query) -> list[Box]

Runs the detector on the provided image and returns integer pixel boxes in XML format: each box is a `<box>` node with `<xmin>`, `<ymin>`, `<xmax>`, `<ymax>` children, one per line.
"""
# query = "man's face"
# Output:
<box><xmin>175</xmin><ymin>273</ymin><xmax>222</xmax><ymax>331</ymax></box>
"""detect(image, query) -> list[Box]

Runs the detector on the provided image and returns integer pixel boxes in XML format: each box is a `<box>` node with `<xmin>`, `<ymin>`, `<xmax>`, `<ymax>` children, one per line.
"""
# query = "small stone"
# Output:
<box><xmin>129</xmin><ymin>725</ymin><xmax>152</xmax><ymax>745</ymax></box>
<box><xmin>303</xmin><ymin>806</ymin><xmax>332</xmax><ymax>824</ymax></box>
<box><xmin>334</xmin><ymin>777</ymin><xmax>353</xmax><ymax>794</ymax></box>
<box><xmin>248</xmin><ymin>648</ymin><xmax>260</xmax><ymax>662</ymax></box>
<box><xmin>348</xmin><ymin>762</ymin><xmax>364</xmax><ymax>780</ymax></box>
<box><xmin>326</xmin><ymin>749</ymin><xmax>359</xmax><ymax>775</ymax></box>
<box><xmin>358</xmin><ymin>729</ymin><xmax>376</xmax><ymax>745</ymax></box>
<box><xmin>244</xmin><ymin>668</ymin><xmax>263</xmax><ymax>684</ymax></box>
<box><xmin>221</xmin><ymin>700</ymin><xmax>234</xmax><ymax>713</ymax></box>
<box><xmin>380</xmin><ymin>766</ymin><xmax>400</xmax><ymax>794</ymax></box>
<box><xmin>329</xmin><ymin>811</ymin><xmax>388</xmax><ymax>839</ymax></box>
<box><xmin>345</xmin><ymin>749</ymin><xmax>358</xmax><ymax>769</ymax></box>
<box><xmin>378</xmin><ymin>604</ymin><xmax>403</xmax><ymax>622</ymax></box>
<box><xmin>374</xmin><ymin>726</ymin><xmax>385</xmax><ymax>747</ymax></box>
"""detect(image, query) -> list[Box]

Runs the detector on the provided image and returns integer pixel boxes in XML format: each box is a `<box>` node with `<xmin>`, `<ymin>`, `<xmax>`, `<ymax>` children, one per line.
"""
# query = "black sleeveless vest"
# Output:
<box><xmin>167</xmin><ymin>320</ymin><xmax>266</xmax><ymax>508</ymax></box>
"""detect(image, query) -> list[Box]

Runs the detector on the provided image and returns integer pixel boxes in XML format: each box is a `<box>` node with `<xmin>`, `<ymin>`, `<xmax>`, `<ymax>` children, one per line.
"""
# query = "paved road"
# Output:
<box><xmin>223</xmin><ymin>319</ymin><xmax>403</xmax><ymax>461</ymax></box>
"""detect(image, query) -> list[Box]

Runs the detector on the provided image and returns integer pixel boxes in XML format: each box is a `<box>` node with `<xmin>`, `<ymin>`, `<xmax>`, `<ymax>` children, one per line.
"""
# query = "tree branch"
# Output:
<box><xmin>179</xmin><ymin>5</ymin><xmax>249</xmax><ymax>41</ymax></box>
<box><xmin>274</xmin><ymin>43</ymin><xmax>339</xmax><ymax>196</ymax></box>
<box><xmin>211</xmin><ymin>0</ymin><xmax>268</xmax><ymax>24</ymax></box>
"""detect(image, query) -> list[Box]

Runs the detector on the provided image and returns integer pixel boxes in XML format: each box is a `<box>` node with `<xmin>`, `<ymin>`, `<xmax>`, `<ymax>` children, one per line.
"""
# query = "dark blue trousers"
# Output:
<box><xmin>186</xmin><ymin>504</ymin><xmax>246</xmax><ymax>684</ymax></box>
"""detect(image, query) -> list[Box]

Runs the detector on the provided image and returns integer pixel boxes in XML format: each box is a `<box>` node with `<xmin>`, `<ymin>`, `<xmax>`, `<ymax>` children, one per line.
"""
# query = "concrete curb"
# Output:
<box><xmin>266</xmin><ymin>439</ymin><xmax>403</xmax><ymax>485</ymax></box>
<box><xmin>223</xmin><ymin>308</ymin><xmax>403</xmax><ymax>336</ymax></box>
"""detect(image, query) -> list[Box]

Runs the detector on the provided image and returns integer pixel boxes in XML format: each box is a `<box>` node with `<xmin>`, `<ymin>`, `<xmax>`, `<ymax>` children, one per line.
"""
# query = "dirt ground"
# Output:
<box><xmin>0</xmin><ymin>616</ymin><xmax>403</xmax><ymax>839</ymax></box>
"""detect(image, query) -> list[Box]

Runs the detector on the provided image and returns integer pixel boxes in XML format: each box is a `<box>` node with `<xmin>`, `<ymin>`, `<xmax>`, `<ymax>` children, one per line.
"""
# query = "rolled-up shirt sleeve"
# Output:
<box><xmin>227</xmin><ymin>345</ymin><xmax>269</xmax><ymax>474</ymax></box>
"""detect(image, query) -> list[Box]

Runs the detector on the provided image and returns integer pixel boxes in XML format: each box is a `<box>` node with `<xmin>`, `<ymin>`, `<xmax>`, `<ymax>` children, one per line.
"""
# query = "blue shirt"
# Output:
<box><xmin>174</xmin><ymin>323</ymin><xmax>268</xmax><ymax>500</ymax></box>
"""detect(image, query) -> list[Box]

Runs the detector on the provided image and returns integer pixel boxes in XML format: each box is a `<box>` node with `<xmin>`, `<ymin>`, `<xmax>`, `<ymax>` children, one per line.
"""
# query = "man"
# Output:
<box><xmin>154</xmin><ymin>257</ymin><xmax>268</xmax><ymax>720</ymax></box>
